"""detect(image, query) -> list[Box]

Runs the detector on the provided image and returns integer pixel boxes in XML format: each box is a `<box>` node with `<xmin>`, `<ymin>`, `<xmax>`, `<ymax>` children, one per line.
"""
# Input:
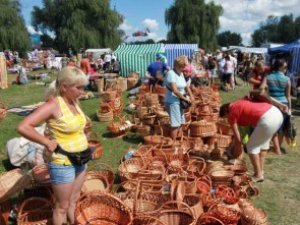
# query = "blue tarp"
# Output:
<box><xmin>268</xmin><ymin>39</ymin><xmax>300</xmax><ymax>76</ymax></box>
<box><xmin>164</xmin><ymin>44</ymin><xmax>198</xmax><ymax>68</ymax></box>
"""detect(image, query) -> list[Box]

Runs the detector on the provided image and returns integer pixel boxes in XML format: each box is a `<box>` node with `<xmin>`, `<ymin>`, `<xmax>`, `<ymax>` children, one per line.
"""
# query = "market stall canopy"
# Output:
<box><xmin>268</xmin><ymin>39</ymin><xmax>300</xmax><ymax>76</ymax></box>
<box><xmin>85</xmin><ymin>48</ymin><xmax>112</xmax><ymax>59</ymax></box>
<box><xmin>268</xmin><ymin>39</ymin><xmax>300</xmax><ymax>90</ymax></box>
<box><xmin>224</xmin><ymin>46</ymin><xmax>268</xmax><ymax>54</ymax></box>
<box><xmin>113</xmin><ymin>43</ymin><xmax>163</xmax><ymax>77</ymax></box>
<box><xmin>163</xmin><ymin>44</ymin><xmax>198</xmax><ymax>68</ymax></box>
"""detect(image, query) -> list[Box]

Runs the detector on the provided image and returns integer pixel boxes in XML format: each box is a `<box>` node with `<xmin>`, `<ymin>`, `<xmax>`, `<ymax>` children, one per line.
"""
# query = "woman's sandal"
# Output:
<box><xmin>252</xmin><ymin>175</ymin><xmax>264</xmax><ymax>183</ymax></box>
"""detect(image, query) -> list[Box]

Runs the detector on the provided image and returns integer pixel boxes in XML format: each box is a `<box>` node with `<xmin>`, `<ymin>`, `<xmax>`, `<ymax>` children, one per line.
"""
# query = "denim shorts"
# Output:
<box><xmin>165</xmin><ymin>102</ymin><xmax>185</xmax><ymax>128</ymax></box>
<box><xmin>48</xmin><ymin>162</ymin><xmax>87</xmax><ymax>185</ymax></box>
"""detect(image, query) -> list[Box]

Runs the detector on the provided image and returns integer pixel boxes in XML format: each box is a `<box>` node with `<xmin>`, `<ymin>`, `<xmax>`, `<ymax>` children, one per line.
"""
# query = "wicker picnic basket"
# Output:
<box><xmin>75</xmin><ymin>191</ymin><xmax>133</xmax><ymax>225</ymax></box>
<box><xmin>0</xmin><ymin>101</ymin><xmax>7</xmax><ymax>121</ymax></box>
<box><xmin>17</xmin><ymin>197</ymin><xmax>53</xmax><ymax>225</ymax></box>
<box><xmin>0</xmin><ymin>169</ymin><xmax>31</xmax><ymax>204</ymax></box>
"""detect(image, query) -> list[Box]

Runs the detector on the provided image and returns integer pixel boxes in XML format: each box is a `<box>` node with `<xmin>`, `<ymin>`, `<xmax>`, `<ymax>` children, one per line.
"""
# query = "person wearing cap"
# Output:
<box><xmin>146</xmin><ymin>53</ymin><xmax>170</xmax><ymax>88</ymax></box>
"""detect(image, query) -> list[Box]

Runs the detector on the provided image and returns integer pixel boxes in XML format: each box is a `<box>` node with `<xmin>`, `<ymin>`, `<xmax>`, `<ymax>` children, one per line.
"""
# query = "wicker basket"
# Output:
<box><xmin>90</xmin><ymin>162</ymin><xmax>115</xmax><ymax>189</ymax></box>
<box><xmin>17</xmin><ymin>197</ymin><xmax>53</xmax><ymax>225</ymax></box>
<box><xmin>75</xmin><ymin>191</ymin><xmax>133</xmax><ymax>225</ymax></box>
<box><xmin>97</xmin><ymin>109</ymin><xmax>114</xmax><ymax>122</ymax></box>
<box><xmin>32</xmin><ymin>164</ymin><xmax>51</xmax><ymax>185</ymax></box>
<box><xmin>141</xmin><ymin>113</ymin><xmax>157</xmax><ymax>126</ymax></box>
<box><xmin>81</xmin><ymin>171</ymin><xmax>110</xmax><ymax>193</ymax></box>
<box><xmin>189</xmin><ymin>120</ymin><xmax>217</xmax><ymax>137</ymax></box>
<box><xmin>132</xmin><ymin>215</ymin><xmax>166</xmax><ymax>225</ymax></box>
<box><xmin>118</xmin><ymin>158</ymin><xmax>144</xmax><ymax>181</ymax></box>
<box><xmin>214</xmin><ymin>133</ymin><xmax>232</xmax><ymax>148</ymax></box>
<box><xmin>0</xmin><ymin>169</ymin><xmax>31</xmax><ymax>203</ymax></box>
<box><xmin>88</xmin><ymin>139</ymin><xmax>103</xmax><ymax>160</ymax></box>
<box><xmin>102</xmin><ymin>89</ymin><xmax>117</xmax><ymax>102</ymax></box>
<box><xmin>157</xmin><ymin>201</ymin><xmax>195</xmax><ymax>225</ymax></box>
<box><xmin>0</xmin><ymin>199</ymin><xmax>11</xmax><ymax>225</ymax></box>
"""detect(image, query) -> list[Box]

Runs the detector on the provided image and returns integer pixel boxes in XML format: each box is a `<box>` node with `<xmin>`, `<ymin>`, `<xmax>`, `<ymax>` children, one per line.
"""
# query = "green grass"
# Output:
<box><xmin>1</xmin><ymin>73</ymin><xmax>300</xmax><ymax>224</ymax></box>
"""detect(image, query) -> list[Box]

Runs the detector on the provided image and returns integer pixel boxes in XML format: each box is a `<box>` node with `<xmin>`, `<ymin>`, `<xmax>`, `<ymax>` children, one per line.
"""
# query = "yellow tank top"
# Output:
<box><xmin>47</xmin><ymin>96</ymin><xmax>88</xmax><ymax>165</ymax></box>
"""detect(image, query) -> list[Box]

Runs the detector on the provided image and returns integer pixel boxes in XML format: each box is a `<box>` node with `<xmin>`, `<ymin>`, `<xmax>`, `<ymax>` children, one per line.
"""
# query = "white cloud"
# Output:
<box><xmin>142</xmin><ymin>19</ymin><xmax>159</xmax><ymax>31</ymax></box>
<box><xmin>206</xmin><ymin>0</ymin><xmax>300</xmax><ymax>45</ymax></box>
<box><xmin>119</xmin><ymin>20</ymin><xmax>133</xmax><ymax>32</ymax></box>
<box><xmin>27</xmin><ymin>25</ymin><xmax>42</xmax><ymax>35</ymax></box>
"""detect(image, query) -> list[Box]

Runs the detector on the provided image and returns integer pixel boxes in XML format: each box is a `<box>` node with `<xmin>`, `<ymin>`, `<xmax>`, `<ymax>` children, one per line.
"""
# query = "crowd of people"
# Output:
<box><xmin>143</xmin><ymin>52</ymin><xmax>293</xmax><ymax>185</ymax></box>
<box><xmin>1</xmin><ymin>46</ymin><xmax>295</xmax><ymax>225</ymax></box>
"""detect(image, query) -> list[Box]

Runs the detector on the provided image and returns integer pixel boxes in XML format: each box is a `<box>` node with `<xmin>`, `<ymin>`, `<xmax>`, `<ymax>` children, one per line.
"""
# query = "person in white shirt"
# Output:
<box><xmin>103</xmin><ymin>53</ymin><xmax>112</xmax><ymax>71</ymax></box>
<box><xmin>223</xmin><ymin>54</ymin><xmax>234</xmax><ymax>91</ymax></box>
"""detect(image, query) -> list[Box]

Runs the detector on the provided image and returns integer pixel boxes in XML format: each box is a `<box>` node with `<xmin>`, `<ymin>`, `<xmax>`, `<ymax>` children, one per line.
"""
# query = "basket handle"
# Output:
<box><xmin>132</xmin><ymin>215</ymin><xmax>165</xmax><ymax>225</ymax></box>
<box><xmin>159</xmin><ymin>200</ymin><xmax>195</xmax><ymax>220</ymax></box>
<box><xmin>197</xmin><ymin>215</ymin><xmax>225</xmax><ymax>225</ymax></box>
<box><xmin>18</xmin><ymin>197</ymin><xmax>52</xmax><ymax>216</ymax></box>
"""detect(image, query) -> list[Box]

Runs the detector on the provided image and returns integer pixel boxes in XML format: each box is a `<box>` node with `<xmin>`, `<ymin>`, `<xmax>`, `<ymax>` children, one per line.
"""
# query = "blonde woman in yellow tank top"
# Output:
<box><xmin>18</xmin><ymin>66</ymin><xmax>89</xmax><ymax>225</ymax></box>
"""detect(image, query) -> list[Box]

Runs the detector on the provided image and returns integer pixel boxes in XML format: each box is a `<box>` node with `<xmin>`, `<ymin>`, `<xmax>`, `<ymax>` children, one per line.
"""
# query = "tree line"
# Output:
<box><xmin>0</xmin><ymin>0</ymin><xmax>299</xmax><ymax>56</ymax></box>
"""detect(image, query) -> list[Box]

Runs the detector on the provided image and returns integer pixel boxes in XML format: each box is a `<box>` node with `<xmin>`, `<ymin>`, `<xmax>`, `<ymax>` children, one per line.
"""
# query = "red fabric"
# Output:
<box><xmin>228</xmin><ymin>98</ymin><xmax>272</xmax><ymax>127</ymax></box>
<box><xmin>251</xmin><ymin>66</ymin><xmax>270</xmax><ymax>89</ymax></box>
<box><xmin>80</xmin><ymin>58</ymin><xmax>91</xmax><ymax>75</ymax></box>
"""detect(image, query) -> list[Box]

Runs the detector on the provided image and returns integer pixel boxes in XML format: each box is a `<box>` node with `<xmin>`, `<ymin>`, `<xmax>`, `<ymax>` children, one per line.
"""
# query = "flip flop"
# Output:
<box><xmin>252</xmin><ymin>176</ymin><xmax>264</xmax><ymax>183</ymax></box>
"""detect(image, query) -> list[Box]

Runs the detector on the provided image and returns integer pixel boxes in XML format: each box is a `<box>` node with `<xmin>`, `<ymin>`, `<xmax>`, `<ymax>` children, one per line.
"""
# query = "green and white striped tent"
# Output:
<box><xmin>113</xmin><ymin>43</ymin><xmax>163</xmax><ymax>78</ymax></box>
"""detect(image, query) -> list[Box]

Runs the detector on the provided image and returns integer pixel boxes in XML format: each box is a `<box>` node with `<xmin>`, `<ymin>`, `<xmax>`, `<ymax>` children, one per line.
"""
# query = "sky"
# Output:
<box><xmin>21</xmin><ymin>0</ymin><xmax>300</xmax><ymax>46</ymax></box>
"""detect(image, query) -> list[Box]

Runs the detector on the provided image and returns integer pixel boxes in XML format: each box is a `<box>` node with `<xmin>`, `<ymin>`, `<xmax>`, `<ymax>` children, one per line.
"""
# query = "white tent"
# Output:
<box><xmin>85</xmin><ymin>48</ymin><xmax>112</xmax><ymax>59</ymax></box>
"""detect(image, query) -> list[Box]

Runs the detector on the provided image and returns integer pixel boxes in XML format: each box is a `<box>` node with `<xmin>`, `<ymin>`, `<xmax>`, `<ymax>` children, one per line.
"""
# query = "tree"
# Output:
<box><xmin>251</xmin><ymin>14</ymin><xmax>300</xmax><ymax>47</ymax></box>
<box><xmin>165</xmin><ymin>0</ymin><xmax>223</xmax><ymax>50</ymax></box>
<box><xmin>217</xmin><ymin>31</ymin><xmax>242</xmax><ymax>47</ymax></box>
<box><xmin>32</xmin><ymin>0</ymin><xmax>124</xmax><ymax>53</ymax></box>
<box><xmin>0</xmin><ymin>0</ymin><xmax>30</xmax><ymax>55</ymax></box>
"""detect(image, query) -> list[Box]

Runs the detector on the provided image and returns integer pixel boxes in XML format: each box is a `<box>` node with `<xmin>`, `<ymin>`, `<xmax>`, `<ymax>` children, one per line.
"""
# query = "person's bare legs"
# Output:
<box><xmin>52</xmin><ymin>182</ymin><xmax>74</xmax><ymax>225</ymax></box>
<box><xmin>272</xmin><ymin>134</ymin><xmax>281</xmax><ymax>155</ymax></box>
<box><xmin>67</xmin><ymin>169</ymin><xmax>87</xmax><ymax>224</ymax></box>
<box><xmin>171</xmin><ymin>127</ymin><xmax>180</xmax><ymax>140</ymax></box>
<box><xmin>259</xmin><ymin>150</ymin><xmax>268</xmax><ymax>176</ymax></box>
<box><xmin>248</xmin><ymin>153</ymin><xmax>263</xmax><ymax>179</ymax></box>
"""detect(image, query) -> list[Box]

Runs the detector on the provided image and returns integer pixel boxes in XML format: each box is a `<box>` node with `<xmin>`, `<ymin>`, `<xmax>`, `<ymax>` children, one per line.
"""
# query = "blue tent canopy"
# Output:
<box><xmin>164</xmin><ymin>44</ymin><xmax>198</xmax><ymax>68</ymax></box>
<box><xmin>268</xmin><ymin>39</ymin><xmax>300</xmax><ymax>76</ymax></box>
<box><xmin>268</xmin><ymin>39</ymin><xmax>300</xmax><ymax>54</ymax></box>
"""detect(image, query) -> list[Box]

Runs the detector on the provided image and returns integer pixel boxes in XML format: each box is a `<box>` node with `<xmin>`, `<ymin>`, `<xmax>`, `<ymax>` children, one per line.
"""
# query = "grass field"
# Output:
<box><xmin>0</xmin><ymin>70</ymin><xmax>300</xmax><ymax>224</ymax></box>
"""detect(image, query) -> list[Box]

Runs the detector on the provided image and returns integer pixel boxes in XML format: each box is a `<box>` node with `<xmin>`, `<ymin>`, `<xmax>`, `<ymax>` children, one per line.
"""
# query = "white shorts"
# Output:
<box><xmin>246</xmin><ymin>106</ymin><xmax>283</xmax><ymax>154</ymax></box>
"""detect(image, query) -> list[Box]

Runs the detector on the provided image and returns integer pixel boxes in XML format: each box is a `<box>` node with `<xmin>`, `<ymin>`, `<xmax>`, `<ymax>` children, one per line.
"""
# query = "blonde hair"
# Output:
<box><xmin>45</xmin><ymin>66</ymin><xmax>88</xmax><ymax>100</ymax></box>
<box><xmin>174</xmin><ymin>56</ymin><xmax>188</xmax><ymax>69</ymax></box>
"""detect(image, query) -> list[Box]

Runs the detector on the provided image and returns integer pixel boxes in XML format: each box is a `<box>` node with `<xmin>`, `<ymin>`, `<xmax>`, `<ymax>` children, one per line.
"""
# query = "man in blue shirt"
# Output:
<box><xmin>146</xmin><ymin>53</ymin><xmax>169</xmax><ymax>87</ymax></box>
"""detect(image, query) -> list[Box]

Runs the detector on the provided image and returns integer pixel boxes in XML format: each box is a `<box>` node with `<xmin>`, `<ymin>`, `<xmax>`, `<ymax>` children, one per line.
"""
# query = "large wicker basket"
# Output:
<box><xmin>75</xmin><ymin>191</ymin><xmax>133</xmax><ymax>225</ymax></box>
<box><xmin>17</xmin><ymin>197</ymin><xmax>53</xmax><ymax>225</ymax></box>
<box><xmin>0</xmin><ymin>169</ymin><xmax>31</xmax><ymax>203</ymax></box>
<box><xmin>189</xmin><ymin>120</ymin><xmax>217</xmax><ymax>138</ymax></box>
